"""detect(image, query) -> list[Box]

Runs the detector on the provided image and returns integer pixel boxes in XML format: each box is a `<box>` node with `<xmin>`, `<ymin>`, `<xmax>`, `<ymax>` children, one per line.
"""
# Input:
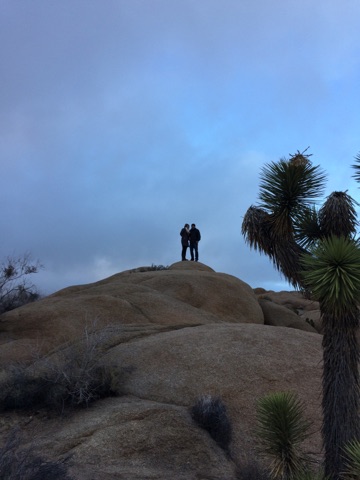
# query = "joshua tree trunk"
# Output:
<box><xmin>321</xmin><ymin>309</ymin><xmax>360</xmax><ymax>479</ymax></box>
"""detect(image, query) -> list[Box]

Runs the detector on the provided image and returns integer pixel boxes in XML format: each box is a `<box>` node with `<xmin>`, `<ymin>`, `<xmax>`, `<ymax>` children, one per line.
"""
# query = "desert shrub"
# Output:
<box><xmin>0</xmin><ymin>429</ymin><xmax>73</xmax><ymax>479</ymax></box>
<box><xmin>39</xmin><ymin>326</ymin><xmax>117</xmax><ymax>410</ymax></box>
<box><xmin>256</xmin><ymin>391</ymin><xmax>314</xmax><ymax>480</ymax></box>
<box><xmin>0</xmin><ymin>253</ymin><xmax>42</xmax><ymax>314</ymax></box>
<box><xmin>139</xmin><ymin>264</ymin><xmax>169</xmax><ymax>271</ymax></box>
<box><xmin>0</xmin><ymin>364</ymin><xmax>49</xmax><ymax>410</ymax></box>
<box><xmin>190</xmin><ymin>394</ymin><xmax>232</xmax><ymax>454</ymax></box>
<box><xmin>0</xmin><ymin>325</ymin><xmax>119</xmax><ymax>413</ymax></box>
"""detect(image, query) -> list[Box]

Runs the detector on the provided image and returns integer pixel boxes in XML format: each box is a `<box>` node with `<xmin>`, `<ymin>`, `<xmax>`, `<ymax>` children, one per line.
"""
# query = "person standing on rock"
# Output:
<box><xmin>189</xmin><ymin>223</ymin><xmax>201</xmax><ymax>262</ymax></box>
<box><xmin>180</xmin><ymin>224</ymin><xmax>190</xmax><ymax>261</ymax></box>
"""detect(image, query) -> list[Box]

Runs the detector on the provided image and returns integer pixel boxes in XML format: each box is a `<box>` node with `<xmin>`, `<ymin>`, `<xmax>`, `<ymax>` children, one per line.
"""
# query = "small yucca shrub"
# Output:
<box><xmin>341</xmin><ymin>439</ymin><xmax>360</xmax><ymax>479</ymax></box>
<box><xmin>256</xmin><ymin>391</ymin><xmax>313</xmax><ymax>480</ymax></box>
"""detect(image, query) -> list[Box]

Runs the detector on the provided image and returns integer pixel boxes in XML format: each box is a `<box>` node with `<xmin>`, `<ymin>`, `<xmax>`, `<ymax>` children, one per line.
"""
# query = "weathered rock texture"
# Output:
<box><xmin>0</xmin><ymin>261</ymin><xmax>323</xmax><ymax>479</ymax></box>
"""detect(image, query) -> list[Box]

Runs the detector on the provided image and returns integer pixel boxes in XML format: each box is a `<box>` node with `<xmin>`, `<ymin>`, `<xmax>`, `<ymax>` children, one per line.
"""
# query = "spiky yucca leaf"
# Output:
<box><xmin>341</xmin><ymin>440</ymin><xmax>360</xmax><ymax>479</ymax></box>
<box><xmin>294</xmin><ymin>206</ymin><xmax>322</xmax><ymax>250</ymax></box>
<box><xmin>256</xmin><ymin>392</ymin><xmax>312</xmax><ymax>480</ymax></box>
<box><xmin>292</xmin><ymin>472</ymin><xmax>327</xmax><ymax>480</ymax></box>
<box><xmin>319</xmin><ymin>191</ymin><xmax>358</xmax><ymax>239</ymax></box>
<box><xmin>242</xmin><ymin>206</ymin><xmax>274</xmax><ymax>256</ymax></box>
<box><xmin>242</xmin><ymin>205</ymin><xmax>307</xmax><ymax>288</ymax></box>
<box><xmin>301</xmin><ymin>236</ymin><xmax>360</xmax><ymax>317</ymax></box>
<box><xmin>351</xmin><ymin>153</ymin><xmax>360</xmax><ymax>185</ymax></box>
<box><xmin>258</xmin><ymin>159</ymin><xmax>326</xmax><ymax>236</ymax></box>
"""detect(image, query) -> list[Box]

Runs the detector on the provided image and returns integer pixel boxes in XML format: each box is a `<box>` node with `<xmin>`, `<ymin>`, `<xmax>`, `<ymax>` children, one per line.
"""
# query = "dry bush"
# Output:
<box><xmin>190</xmin><ymin>394</ymin><xmax>233</xmax><ymax>455</ymax></box>
<box><xmin>0</xmin><ymin>324</ymin><xmax>120</xmax><ymax>413</ymax></box>
<box><xmin>0</xmin><ymin>253</ymin><xmax>42</xmax><ymax>314</ymax></box>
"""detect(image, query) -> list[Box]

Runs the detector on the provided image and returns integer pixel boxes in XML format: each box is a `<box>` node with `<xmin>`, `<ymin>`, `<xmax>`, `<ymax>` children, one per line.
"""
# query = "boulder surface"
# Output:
<box><xmin>0</xmin><ymin>262</ymin><xmax>323</xmax><ymax>479</ymax></box>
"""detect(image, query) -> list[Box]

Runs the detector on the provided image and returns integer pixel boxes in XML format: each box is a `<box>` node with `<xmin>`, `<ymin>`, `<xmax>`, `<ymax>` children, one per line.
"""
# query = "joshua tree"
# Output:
<box><xmin>302</xmin><ymin>236</ymin><xmax>360</xmax><ymax>479</ymax></box>
<box><xmin>242</xmin><ymin>149</ymin><xmax>358</xmax><ymax>288</ymax></box>
<box><xmin>242</xmin><ymin>150</ymin><xmax>360</xmax><ymax>480</ymax></box>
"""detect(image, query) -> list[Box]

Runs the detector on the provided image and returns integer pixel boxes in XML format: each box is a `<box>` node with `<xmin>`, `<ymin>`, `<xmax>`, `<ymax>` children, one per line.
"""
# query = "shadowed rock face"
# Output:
<box><xmin>0</xmin><ymin>262</ymin><xmax>323</xmax><ymax>479</ymax></box>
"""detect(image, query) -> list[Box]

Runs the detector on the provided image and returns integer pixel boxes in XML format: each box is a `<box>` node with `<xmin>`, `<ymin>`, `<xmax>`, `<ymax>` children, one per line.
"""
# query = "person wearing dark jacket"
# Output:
<box><xmin>189</xmin><ymin>223</ymin><xmax>201</xmax><ymax>262</ymax></box>
<box><xmin>180</xmin><ymin>224</ymin><xmax>190</xmax><ymax>261</ymax></box>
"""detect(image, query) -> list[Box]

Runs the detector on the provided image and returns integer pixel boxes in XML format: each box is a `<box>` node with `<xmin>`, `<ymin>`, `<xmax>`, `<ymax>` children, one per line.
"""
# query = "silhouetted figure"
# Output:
<box><xmin>189</xmin><ymin>223</ymin><xmax>201</xmax><ymax>262</ymax></box>
<box><xmin>180</xmin><ymin>224</ymin><xmax>190</xmax><ymax>261</ymax></box>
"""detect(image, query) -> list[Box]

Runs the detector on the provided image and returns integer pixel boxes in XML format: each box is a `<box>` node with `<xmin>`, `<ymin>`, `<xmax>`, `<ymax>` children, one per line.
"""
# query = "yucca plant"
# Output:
<box><xmin>341</xmin><ymin>439</ymin><xmax>360</xmax><ymax>479</ymax></box>
<box><xmin>302</xmin><ymin>236</ymin><xmax>360</xmax><ymax>480</ymax></box>
<box><xmin>256</xmin><ymin>391</ymin><xmax>313</xmax><ymax>480</ymax></box>
<box><xmin>292</xmin><ymin>472</ymin><xmax>327</xmax><ymax>480</ymax></box>
<box><xmin>242</xmin><ymin>151</ymin><xmax>326</xmax><ymax>289</ymax></box>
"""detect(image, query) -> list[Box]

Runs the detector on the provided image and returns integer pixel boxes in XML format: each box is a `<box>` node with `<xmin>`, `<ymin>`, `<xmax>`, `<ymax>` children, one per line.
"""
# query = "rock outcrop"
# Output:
<box><xmin>0</xmin><ymin>262</ymin><xmax>323</xmax><ymax>479</ymax></box>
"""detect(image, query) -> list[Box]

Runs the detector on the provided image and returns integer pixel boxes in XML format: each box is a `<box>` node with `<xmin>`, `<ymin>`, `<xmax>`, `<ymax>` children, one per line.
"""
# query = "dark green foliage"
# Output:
<box><xmin>0</xmin><ymin>429</ymin><xmax>73</xmax><ymax>479</ymax></box>
<box><xmin>190</xmin><ymin>394</ymin><xmax>232</xmax><ymax>454</ymax></box>
<box><xmin>341</xmin><ymin>439</ymin><xmax>360</xmax><ymax>479</ymax></box>
<box><xmin>351</xmin><ymin>152</ymin><xmax>360</xmax><ymax>184</ymax></box>
<box><xmin>302</xmin><ymin>236</ymin><xmax>360</xmax><ymax>478</ymax></box>
<box><xmin>242</xmin><ymin>205</ymin><xmax>307</xmax><ymax>288</ymax></box>
<box><xmin>294</xmin><ymin>206</ymin><xmax>322</xmax><ymax>250</ymax></box>
<box><xmin>319</xmin><ymin>192</ymin><xmax>358</xmax><ymax>239</ymax></box>
<box><xmin>258</xmin><ymin>158</ymin><xmax>326</xmax><ymax>231</ymax></box>
<box><xmin>256</xmin><ymin>392</ymin><xmax>312</xmax><ymax>480</ymax></box>
<box><xmin>301</xmin><ymin>236</ymin><xmax>360</xmax><ymax>317</ymax></box>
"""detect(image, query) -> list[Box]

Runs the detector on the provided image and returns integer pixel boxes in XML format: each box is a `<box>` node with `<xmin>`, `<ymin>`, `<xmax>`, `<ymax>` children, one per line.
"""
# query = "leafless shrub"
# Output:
<box><xmin>0</xmin><ymin>253</ymin><xmax>43</xmax><ymax>314</ymax></box>
<box><xmin>0</xmin><ymin>324</ymin><xmax>120</xmax><ymax>413</ymax></box>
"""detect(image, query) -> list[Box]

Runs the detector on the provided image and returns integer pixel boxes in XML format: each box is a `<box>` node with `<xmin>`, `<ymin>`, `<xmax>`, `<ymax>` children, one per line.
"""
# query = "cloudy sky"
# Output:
<box><xmin>1</xmin><ymin>0</ymin><xmax>360</xmax><ymax>295</ymax></box>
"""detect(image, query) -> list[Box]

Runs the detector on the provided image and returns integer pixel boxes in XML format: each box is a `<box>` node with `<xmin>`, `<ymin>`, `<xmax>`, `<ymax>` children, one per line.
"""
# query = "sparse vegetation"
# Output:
<box><xmin>341</xmin><ymin>439</ymin><xmax>360</xmax><ymax>479</ymax></box>
<box><xmin>0</xmin><ymin>428</ymin><xmax>73</xmax><ymax>479</ymax></box>
<box><xmin>139</xmin><ymin>264</ymin><xmax>169</xmax><ymax>271</ymax></box>
<box><xmin>0</xmin><ymin>325</ymin><xmax>119</xmax><ymax>413</ymax></box>
<box><xmin>190</xmin><ymin>394</ymin><xmax>232</xmax><ymax>455</ymax></box>
<box><xmin>256</xmin><ymin>391</ymin><xmax>315</xmax><ymax>480</ymax></box>
<box><xmin>0</xmin><ymin>253</ymin><xmax>42</xmax><ymax>314</ymax></box>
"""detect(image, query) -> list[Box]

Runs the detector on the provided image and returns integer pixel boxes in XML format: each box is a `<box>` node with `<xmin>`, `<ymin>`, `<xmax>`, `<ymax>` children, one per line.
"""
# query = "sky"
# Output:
<box><xmin>1</xmin><ymin>0</ymin><xmax>360</xmax><ymax>296</ymax></box>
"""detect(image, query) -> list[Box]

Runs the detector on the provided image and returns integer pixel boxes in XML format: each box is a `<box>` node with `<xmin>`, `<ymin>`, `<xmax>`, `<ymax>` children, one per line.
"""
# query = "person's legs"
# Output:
<box><xmin>194</xmin><ymin>243</ymin><xmax>199</xmax><ymax>262</ymax></box>
<box><xmin>182</xmin><ymin>245</ymin><xmax>188</xmax><ymax>261</ymax></box>
<box><xmin>190</xmin><ymin>244</ymin><xmax>195</xmax><ymax>261</ymax></box>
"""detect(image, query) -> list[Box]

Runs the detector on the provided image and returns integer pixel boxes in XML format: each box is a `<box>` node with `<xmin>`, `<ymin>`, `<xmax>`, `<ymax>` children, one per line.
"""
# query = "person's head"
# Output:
<box><xmin>191</xmin><ymin>223</ymin><xmax>196</xmax><ymax>228</ymax></box>
<box><xmin>185</xmin><ymin>223</ymin><xmax>189</xmax><ymax>228</ymax></box>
